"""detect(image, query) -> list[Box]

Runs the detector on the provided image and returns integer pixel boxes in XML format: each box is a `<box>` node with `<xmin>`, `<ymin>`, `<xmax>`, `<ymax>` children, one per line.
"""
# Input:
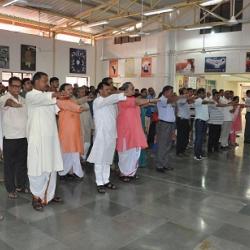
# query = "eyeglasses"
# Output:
<box><xmin>10</xmin><ymin>85</ymin><xmax>21</xmax><ymax>89</ymax></box>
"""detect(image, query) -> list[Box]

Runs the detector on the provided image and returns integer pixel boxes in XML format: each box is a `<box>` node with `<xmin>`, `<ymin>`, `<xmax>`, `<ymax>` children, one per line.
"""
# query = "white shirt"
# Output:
<box><xmin>219</xmin><ymin>96</ymin><xmax>233</xmax><ymax>122</ymax></box>
<box><xmin>157</xmin><ymin>96</ymin><xmax>176</xmax><ymax>123</ymax></box>
<box><xmin>177</xmin><ymin>97</ymin><xmax>190</xmax><ymax>119</ymax></box>
<box><xmin>88</xmin><ymin>93</ymin><xmax>127</xmax><ymax>165</ymax></box>
<box><xmin>245</xmin><ymin>97</ymin><xmax>250</xmax><ymax>113</ymax></box>
<box><xmin>194</xmin><ymin>98</ymin><xmax>209</xmax><ymax>121</ymax></box>
<box><xmin>26</xmin><ymin>89</ymin><xmax>63</xmax><ymax>176</ymax></box>
<box><xmin>0</xmin><ymin>92</ymin><xmax>27</xmax><ymax>139</ymax></box>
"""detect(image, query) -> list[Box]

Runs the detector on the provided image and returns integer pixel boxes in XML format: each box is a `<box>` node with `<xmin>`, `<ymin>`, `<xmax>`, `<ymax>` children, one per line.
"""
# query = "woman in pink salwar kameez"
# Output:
<box><xmin>116</xmin><ymin>82</ymin><xmax>158</xmax><ymax>182</ymax></box>
<box><xmin>230</xmin><ymin>96</ymin><xmax>244</xmax><ymax>146</ymax></box>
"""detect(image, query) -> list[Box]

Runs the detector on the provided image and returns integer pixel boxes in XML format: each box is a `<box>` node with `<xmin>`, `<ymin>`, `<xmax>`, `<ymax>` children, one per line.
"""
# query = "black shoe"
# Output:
<box><xmin>164</xmin><ymin>167</ymin><xmax>174</xmax><ymax>171</ymax></box>
<box><xmin>156</xmin><ymin>168</ymin><xmax>165</xmax><ymax>173</ymax></box>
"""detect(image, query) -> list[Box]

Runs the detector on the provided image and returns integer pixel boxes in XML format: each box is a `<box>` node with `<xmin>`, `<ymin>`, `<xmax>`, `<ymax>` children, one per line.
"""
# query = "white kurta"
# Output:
<box><xmin>87</xmin><ymin>93</ymin><xmax>126</xmax><ymax>165</ymax></box>
<box><xmin>26</xmin><ymin>89</ymin><xmax>63</xmax><ymax>176</ymax></box>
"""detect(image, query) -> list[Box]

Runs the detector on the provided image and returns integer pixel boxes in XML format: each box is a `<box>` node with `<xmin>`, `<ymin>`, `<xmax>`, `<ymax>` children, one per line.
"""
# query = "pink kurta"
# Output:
<box><xmin>57</xmin><ymin>99</ymin><xmax>83</xmax><ymax>154</ymax></box>
<box><xmin>116</xmin><ymin>97</ymin><xmax>148</xmax><ymax>152</ymax></box>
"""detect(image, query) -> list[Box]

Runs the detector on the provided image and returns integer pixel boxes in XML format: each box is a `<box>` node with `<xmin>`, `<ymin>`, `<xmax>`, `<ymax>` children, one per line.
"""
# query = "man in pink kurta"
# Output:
<box><xmin>57</xmin><ymin>84</ymin><xmax>84</xmax><ymax>179</ymax></box>
<box><xmin>117</xmin><ymin>96</ymin><xmax>148</xmax><ymax>179</ymax></box>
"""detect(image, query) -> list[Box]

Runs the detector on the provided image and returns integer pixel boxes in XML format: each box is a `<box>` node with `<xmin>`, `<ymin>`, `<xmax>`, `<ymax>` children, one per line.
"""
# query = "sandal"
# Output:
<box><xmin>16</xmin><ymin>188</ymin><xmax>30</xmax><ymax>194</ymax></box>
<box><xmin>8</xmin><ymin>192</ymin><xmax>18</xmax><ymax>199</ymax></box>
<box><xmin>0</xmin><ymin>215</ymin><xmax>3</xmax><ymax>221</ymax></box>
<box><xmin>51</xmin><ymin>196</ymin><xmax>63</xmax><ymax>203</ymax></box>
<box><xmin>119</xmin><ymin>176</ymin><xmax>131</xmax><ymax>183</ymax></box>
<box><xmin>97</xmin><ymin>185</ymin><xmax>106</xmax><ymax>194</ymax></box>
<box><xmin>129</xmin><ymin>175</ymin><xmax>140</xmax><ymax>180</ymax></box>
<box><xmin>32</xmin><ymin>197</ymin><xmax>44</xmax><ymax>212</ymax></box>
<box><xmin>104</xmin><ymin>182</ymin><xmax>117</xmax><ymax>190</ymax></box>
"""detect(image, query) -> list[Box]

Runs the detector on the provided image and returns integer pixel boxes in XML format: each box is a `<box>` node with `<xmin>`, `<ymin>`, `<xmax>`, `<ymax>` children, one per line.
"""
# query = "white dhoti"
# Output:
<box><xmin>81</xmin><ymin>142</ymin><xmax>91</xmax><ymax>160</ymax></box>
<box><xmin>94</xmin><ymin>164</ymin><xmax>110</xmax><ymax>186</ymax></box>
<box><xmin>118</xmin><ymin>148</ymin><xmax>141</xmax><ymax>177</ymax></box>
<box><xmin>29</xmin><ymin>171</ymin><xmax>57</xmax><ymax>204</ymax></box>
<box><xmin>59</xmin><ymin>153</ymin><xmax>84</xmax><ymax>178</ymax></box>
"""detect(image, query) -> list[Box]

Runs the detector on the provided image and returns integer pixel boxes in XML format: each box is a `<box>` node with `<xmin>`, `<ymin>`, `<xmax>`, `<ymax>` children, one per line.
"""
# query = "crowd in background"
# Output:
<box><xmin>0</xmin><ymin>74</ymin><xmax>250</xmax><ymax>215</ymax></box>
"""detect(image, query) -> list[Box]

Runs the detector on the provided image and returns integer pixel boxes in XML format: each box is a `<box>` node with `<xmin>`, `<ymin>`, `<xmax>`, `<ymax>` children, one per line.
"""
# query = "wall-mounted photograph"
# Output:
<box><xmin>0</xmin><ymin>46</ymin><xmax>9</xmax><ymax>69</ymax></box>
<box><xmin>70</xmin><ymin>48</ymin><xmax>86</xmax><ymax>74</ymax></box>
<box><xmin>21</xmin><ymin>44</ymin><xmax>36</xmax><ymax>71</ymax></box>
<box><xmin>205</xmin><ymin>57</ymin><xmax>226</xmax><ymax>73</ymax></box>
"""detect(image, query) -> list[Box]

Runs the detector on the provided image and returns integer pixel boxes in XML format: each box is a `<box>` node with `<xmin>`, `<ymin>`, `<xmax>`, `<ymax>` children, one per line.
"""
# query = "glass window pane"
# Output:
<box><xmin>2</xmin><ymin>71</ymin><xmax>12</xmax><ymax>81</ymax></box>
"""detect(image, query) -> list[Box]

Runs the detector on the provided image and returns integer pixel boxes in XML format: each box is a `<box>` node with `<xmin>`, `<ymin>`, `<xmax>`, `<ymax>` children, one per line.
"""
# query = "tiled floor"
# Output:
<box><xmin>1</xmin><ymin>139</ymin><xmax>250</xmax><ymax>249</ymax></box>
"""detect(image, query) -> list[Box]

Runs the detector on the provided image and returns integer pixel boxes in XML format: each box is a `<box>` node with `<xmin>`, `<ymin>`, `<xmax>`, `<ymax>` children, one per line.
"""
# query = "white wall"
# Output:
<box><xmin>95</xmin><ymin>31</ymin><xmax>171</xmax><ymax>94</ymax></box>
<box><xmin>96</xmin><ymin>0</ymin><xmax>250</xmax><ymax>92</ymax></box>
<box><xmin>0</xmin><ymin>30</ymin><xmax>95</xmax><ymax>85</ymax></box>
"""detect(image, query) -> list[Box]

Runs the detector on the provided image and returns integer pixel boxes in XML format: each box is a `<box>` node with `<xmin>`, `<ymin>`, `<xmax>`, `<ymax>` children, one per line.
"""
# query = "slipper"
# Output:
<box><xmin>32</xmin><ymin>197</ymin><xmax>44</xmax><ymax>212</ymax></box>
<box><xmin>119</xmin><ymin>176</ymin><xmax>131</xmax><ymax>183</ymax></box>
<box><xmin>104</xmin><ymin>182</ymin><xmax>117</xmax><ymax>190</ymax></box>
<box><xmin>51</xmin><ymin>196</ymin><xmax>63</xmax><ymax>203</ymax></box>
<box><xmin>16</xmin><ymin>188</ymin><xmax>30</xmax><ymax>194</ymax></box>
<box><xmin>97</xmin><ymin>185</ymin><xmax>106</xmax><ymax>194</ymax></box>
<box><xmin>8</xmin><ymin>192</ymin><xmax>18</xmax><ymax>199</ymax></box>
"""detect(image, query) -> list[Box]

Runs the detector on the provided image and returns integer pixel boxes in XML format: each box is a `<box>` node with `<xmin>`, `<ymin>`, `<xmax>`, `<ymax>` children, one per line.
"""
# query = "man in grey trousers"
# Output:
<box><xmin>156</xmin><ymin>85</ymin><xmax>177</xmax><ymax>173</ymax></box>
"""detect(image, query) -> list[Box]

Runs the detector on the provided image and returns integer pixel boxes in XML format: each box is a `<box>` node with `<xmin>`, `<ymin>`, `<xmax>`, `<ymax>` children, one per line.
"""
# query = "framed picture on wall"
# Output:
<box><xmin>109</xmin><ymin>59</ymin><xmax>118</xmax><ymax>78</ymax></box>
<box><xmin>21</xmin><ymin>44</ymin><xmax>36</xmax><ymax>71</ymax></box>
<box><xmin>70</xmin><ymin>48</ymin><xmax>86</xmax><ymax>74</ymax></box>
<box><xmin>141</xmin><ymin>57</ymin><xmax>152</xmax><ymax>77</ymax></box>
<box><xmin>176</xmin><ymin>59</ymin><xmax>195</xmax><ymax>74</ymax></box>
<box><xmin>204</xmin><ymin>57</ymin><xmax>226</xmax><ymax>72</ymax></box>
<box><xmin>246</xmin><ymin>52</ymin><xmax>250</xmax><ymax>72</ymax></box>
<box><xmin>0</xmin><ymin>46</ymin><xmax>9</xmax><ymax>69</ymax></box>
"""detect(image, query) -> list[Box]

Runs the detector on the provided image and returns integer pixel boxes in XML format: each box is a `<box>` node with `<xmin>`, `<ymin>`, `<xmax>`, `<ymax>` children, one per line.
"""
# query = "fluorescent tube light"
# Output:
<box><xmin>129</xmin><ymin>34</ymin><xmax>140</xmax><ymax>38</ymax></box>
<box><xmin>2</xmin><ymin>0</ymin><xmax>19</xmax><ymax>7</ymax></box>
<box><xmin>200</xmin><ymin>0</ymin><xmax>223</xmax><ymax>7</ymax></box>
<box><xmin>185</xmin><ymin>26</ymin><xmax>212</xmax><ymax>31</ymax></box>
<box><xmin>87</xmin><ymin>20</ymin><xmax>109</xmax><ymax>28</ymax></box>
<box><xmin>144</xmin><ymin>8</ymin><xmax>174</xmax><ymax>16</ymax></box>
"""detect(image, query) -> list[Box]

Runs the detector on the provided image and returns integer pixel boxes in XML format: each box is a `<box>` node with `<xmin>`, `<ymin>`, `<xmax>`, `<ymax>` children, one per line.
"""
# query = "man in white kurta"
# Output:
<box><xmin>87</xmin><ymin>82</ymin><xmax>126</xmax><ymax>193</ymax></box>
<box><xmin>26</xmin><ymin>72</ymin><xmax>64</xmax><ymax>211</ymax></box>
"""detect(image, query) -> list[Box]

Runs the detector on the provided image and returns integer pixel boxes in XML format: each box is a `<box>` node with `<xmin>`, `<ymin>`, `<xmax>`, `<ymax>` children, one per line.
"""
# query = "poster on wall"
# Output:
<box><xmin>125</xmin><ymin>58</ymin><xmax>135</xmax><ymax>78</ymax></box>
<box><xmin>176</xmin><ymin>59</ymin><xmax>195</xmax><ymax>74</ymax></box>
<box><xmin>204</xmin><ymin>57</ymin><xmax>226</xmax><ymax>73</ymax></box>
<box><xmin>141</xmin><ymin>57</ymin><xmax>152</xmax><ymax>77</ymax></box>
<box><xmin>70</xmin><ymin>48</ymin><xmax>86</xmax><ymax>74</ymax></box>
<box><xmin>109</xmin><ymin>59</ymin><xmax>118</xmax><ymax>78</ymax></box>
<box><xmin>246</xmin><ymin>52</ymin><xmax>250</xmax><ymax>72</ymax></box>
<box><xmin>0</xmin><ymin>46</ymin><xmax>9</xmax><ymax>69</ymax></box>
<box><xmin>21</xmin><ymin>44</ymin><xmax>36</xmax><ymax>71</ymax></box>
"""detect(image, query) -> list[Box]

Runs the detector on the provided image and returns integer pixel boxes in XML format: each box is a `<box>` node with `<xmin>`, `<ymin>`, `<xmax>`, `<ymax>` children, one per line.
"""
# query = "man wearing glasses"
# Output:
<box><xmin>0</xmin><ymin>77</ymin><xmax>28</xmax><ymax>199</ymax></box>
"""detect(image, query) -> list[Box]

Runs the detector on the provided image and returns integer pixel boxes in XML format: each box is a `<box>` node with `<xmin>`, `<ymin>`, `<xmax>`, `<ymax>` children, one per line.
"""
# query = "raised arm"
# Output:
<box><xmin>94</xmin><ymin>93</ymin><xmax>126</xmax><ymax>109</ymax></box>
<box><xmin>26</xmin><ymin>91</ymin><xmax>57</xmax><ymax>107</ymax></box>
<box><xmin>57</xmin><ymin>100</ymin><xmax>81</xmax><ymax>113</ymax></box>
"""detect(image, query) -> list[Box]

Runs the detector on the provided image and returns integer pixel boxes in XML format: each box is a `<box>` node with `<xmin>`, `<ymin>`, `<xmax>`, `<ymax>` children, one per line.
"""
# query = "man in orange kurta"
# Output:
<box><xmin>57</xmin><ymin>84</ymin><xmax>85</xmax><ymax>179</ymax></box>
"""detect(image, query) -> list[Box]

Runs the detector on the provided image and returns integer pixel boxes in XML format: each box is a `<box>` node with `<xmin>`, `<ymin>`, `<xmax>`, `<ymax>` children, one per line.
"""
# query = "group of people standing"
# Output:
<box><xmin>0</xmin><ymin>73</ymin><xmax>249</xmax><ymax>217</ymax></box>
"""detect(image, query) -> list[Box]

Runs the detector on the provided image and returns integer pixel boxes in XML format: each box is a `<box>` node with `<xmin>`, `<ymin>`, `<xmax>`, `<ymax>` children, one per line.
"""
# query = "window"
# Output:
<box><xmin>66</xmin><ymin>76</ymin><xmax>89</xmax><ymax>87</ymax></box>
<box><xmin>200</xmin><ymin>0</ymin><xmax>243</xmax><ymax>34</ymax></box>
<box><xmin>1</xmin><ymin>71</ymin><xmax>32</xmax><ymax>86</ymax></box>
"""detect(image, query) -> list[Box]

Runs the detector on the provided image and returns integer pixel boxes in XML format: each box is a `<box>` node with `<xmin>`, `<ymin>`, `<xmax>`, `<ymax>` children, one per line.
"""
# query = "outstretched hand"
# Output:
<box><xmin>5</xmin><ymin>99</ymin><xmax>22</xmax><ymax>108</ymax></box>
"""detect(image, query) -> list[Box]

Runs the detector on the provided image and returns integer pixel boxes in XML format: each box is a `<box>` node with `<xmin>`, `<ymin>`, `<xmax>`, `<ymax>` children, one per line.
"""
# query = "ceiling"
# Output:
<box><xmin>0</xmin><ymin>0</ymin><xmax>249</xmax><ymax>40</ymax></box>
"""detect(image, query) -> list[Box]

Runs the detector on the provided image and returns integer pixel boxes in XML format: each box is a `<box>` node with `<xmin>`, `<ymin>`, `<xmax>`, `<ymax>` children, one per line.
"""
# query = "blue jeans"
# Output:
<box><xmin>194</xmin><ymin>119</ymin><xmax>207</xmax><ymax>158</ymax></box>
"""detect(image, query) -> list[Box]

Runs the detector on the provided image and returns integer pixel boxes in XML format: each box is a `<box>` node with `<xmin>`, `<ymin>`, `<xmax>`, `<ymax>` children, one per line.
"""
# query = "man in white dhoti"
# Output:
<box><xmin>87</xmin><ymin>82</ymin><xmax>127</xmax><ymax>193</ymax></box>
<box><xmin>26</xmin><ymin>72</ymin><xmax>66</xmax><ymax>211</ymax></box>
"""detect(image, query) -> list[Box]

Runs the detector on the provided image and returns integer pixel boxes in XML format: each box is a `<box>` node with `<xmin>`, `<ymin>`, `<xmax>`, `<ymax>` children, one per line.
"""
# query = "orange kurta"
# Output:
<box><xmin>57</xmin><ymin>99</ymin><xmax>83</xmax><ymax>154</ymax></box>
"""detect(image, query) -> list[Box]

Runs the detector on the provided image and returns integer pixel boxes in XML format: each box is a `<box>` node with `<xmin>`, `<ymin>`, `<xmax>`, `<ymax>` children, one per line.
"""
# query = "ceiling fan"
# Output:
<box><xmin>226</xmin><ymin>0</ymin><xmax>250</xmax><ymax>25</ymax></box>
<box><xmin>2</xmin><ymin>0</ymin><xmax>52</xmax><ymax>9</ymax></box>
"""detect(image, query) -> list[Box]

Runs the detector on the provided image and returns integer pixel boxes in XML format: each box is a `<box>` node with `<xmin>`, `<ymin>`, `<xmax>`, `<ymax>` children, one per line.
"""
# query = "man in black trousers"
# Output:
<box><xmin>0</xmin><ymin>77</ymin><xmax>28</xmax><ymax>199</ymax></box>
<box><xmin>176</xmin><ymin>88</ymin><xmax>192</xmax><ymax>156</ymax></box>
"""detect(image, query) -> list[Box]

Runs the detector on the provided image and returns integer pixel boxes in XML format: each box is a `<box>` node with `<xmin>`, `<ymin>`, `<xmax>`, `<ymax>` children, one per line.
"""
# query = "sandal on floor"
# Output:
<box><xmin>104</xmin><ymin>182</ymin><xmax>117</xmax><ymax>190</ymax></box>
<box><xmin>0</xmin><ymin>215</ymin><xmax>3</xmax><ymax>221</ymax></box>
<box><xmin>8</xmin><ymin>192</ymin><xmax>18</xmax><ymax>199</ymax></box>
<box><xmin>32</xmin><ymin>197</ymin><xmax>44</xmax><ymax>212</ymax></box>
<box><xmin>51</xmin><ymin>196</ymin><xmax>63</xmax><ymax>203</ymax></box>
<box><xmin>129</xmin><ymin>175</ymin><xmax>140</xmax><ymax>180</ymax></box>
<box><xmin>97</xmin><ymin>185</ymin><xmax>106</xmax><ymax>194</ymax></box>
<box><xmin>119</xmin><ymin>176</ymin><xmax>131</xmax><ymax>183</ymax></box>
<box><xmin>16</xmin><ymin>187</ymin><xmax>30</xmax><ymax>194</ymax></box>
